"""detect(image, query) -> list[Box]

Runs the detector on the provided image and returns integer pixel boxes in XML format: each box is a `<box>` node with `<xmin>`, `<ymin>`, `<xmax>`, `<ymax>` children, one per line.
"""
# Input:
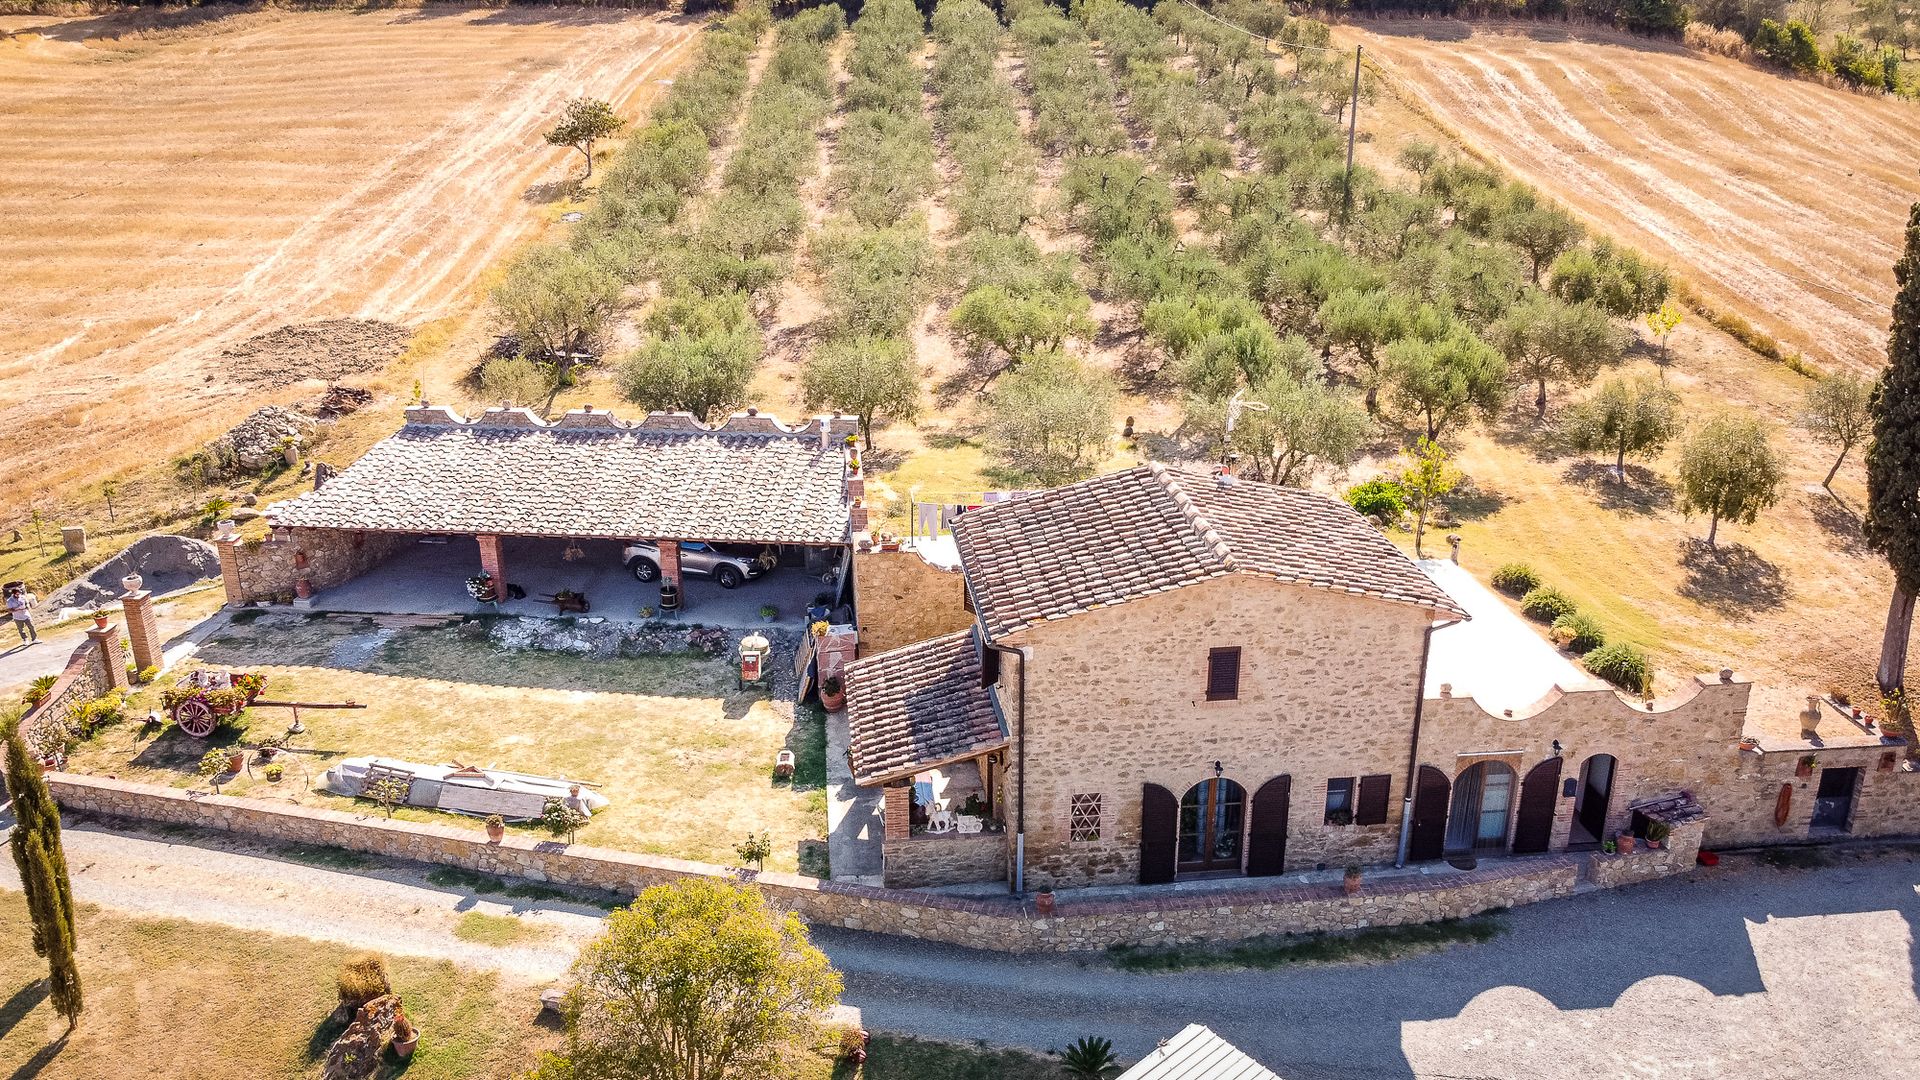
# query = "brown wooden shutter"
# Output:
<box><xmin>1355</xmin><ymin>773</ymin><xmax>1392</xmax><ymax>826</ymax></box>
<box><xmin>1139</xmin><ymin>783</ymin><xmax>1178</xmax><ymax>884</ymax></box>
<box><xmin>1246</xmin><ymin>774</ymin><xmax>1292</xmax><ymax>876</ymax></box>
<box><xmin>1205</xmin><ymin>646</ymin><xmax>1242</xmax><ymax>701</ymax></box>
<box><xmin>1408</xmin><ymin>765</ymin><xmax>1451</xmax><ymax>862</ymax></box>
<box><xmin>979</xmin><ymin>646</ymin><xmax>999</xmax><ymax>688</ymax></box>
<box><xmin>1512</xmin><ymin>757</ymin><xmax>1564</xmax><ymax>854</ymax></box>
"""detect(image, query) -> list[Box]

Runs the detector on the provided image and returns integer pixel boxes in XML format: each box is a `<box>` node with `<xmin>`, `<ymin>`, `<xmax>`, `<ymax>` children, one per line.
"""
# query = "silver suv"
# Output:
<box><xmin>622</xmin><ymin>541</ymin><xmax>776</xmax><ymax>589</ymax></box>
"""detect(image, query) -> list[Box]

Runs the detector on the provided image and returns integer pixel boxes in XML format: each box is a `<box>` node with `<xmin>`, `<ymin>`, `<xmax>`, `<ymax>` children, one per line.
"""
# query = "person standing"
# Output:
<box><xmin>6</xmin><ymin>585</ymin><xmax>38</xmax><ymax>644</ymax></box>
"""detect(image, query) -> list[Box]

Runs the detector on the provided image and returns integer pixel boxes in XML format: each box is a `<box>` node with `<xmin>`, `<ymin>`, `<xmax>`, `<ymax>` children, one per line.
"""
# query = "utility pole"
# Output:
<box><xmin>1341</xmin><ymin>43</ymin><xmax>1362</xmax><ymax>217</ymax></box>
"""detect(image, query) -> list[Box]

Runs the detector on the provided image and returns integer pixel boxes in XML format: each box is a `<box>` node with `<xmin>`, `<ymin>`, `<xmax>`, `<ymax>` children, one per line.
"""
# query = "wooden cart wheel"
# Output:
<box><xmin>175</xmin><ymin>699</ymin><xmax>218</xmax><ymax>738</ymax></box>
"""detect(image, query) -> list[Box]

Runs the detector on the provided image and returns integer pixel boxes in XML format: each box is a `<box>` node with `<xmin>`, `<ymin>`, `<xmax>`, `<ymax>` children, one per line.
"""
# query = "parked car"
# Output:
<box><xmin>622</xmin><ymin>541</ymin><xmax>776</xmax><ymax>589</ymax></box>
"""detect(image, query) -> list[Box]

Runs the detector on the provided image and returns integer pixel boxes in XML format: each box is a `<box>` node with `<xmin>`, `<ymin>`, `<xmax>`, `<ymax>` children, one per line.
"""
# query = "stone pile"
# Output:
<box><xmin>210</xmin><ymin>405</ymin><xmax>317</xmax><ymax>472</ymax></box>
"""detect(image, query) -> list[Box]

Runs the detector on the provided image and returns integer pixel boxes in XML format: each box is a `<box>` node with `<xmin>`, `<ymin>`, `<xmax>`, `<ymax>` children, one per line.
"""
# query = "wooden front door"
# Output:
<box><xmin>1408</xmin><ymin>765</ymin><xmax>1451</xmax><ymax>862</ymax></box>
<box><xmin>1512</xmin><ymin>757</ymin><xmax>1563</xmax><ymax>855</ymax></box>
<box><xmin>1139</xmin><ymin>783</ymin><xmax>1178</xmax><ymax>884</ymax></box>
<box><xmin>1246</xmin><ymin>774</ymin><xmax>1292</xmax><ymax>877</ymax></box>
<box><xmin>1178</xmin><ymin>778</ymin><xmax>1247</xmax><ymax>874</ymax></box>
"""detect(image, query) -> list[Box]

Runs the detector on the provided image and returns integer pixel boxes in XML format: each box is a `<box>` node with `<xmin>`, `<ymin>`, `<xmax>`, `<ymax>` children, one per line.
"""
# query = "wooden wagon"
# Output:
<box><xmin>163</xmin><ymin>670</ymin><xmax>266</xmax><ymax>738</ymax></box>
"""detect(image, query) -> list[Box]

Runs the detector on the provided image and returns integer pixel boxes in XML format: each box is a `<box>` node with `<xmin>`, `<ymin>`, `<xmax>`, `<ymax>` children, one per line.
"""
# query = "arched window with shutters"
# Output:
<box><xmin>1246</xmin><ymin>775</ymin><xmax>1292</xmax><ymax>877</ymax></box>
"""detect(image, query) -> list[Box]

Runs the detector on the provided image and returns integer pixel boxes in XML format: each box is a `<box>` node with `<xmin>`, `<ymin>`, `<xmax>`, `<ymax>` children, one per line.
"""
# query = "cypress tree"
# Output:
<box><xmin>1866</xmin><ymin>203</ymin><xmax>1920</xmax><ymax>697</ymax></box>
<box><xmin>4</xmin><ymin>717</ymin><xmax>83</xmax><ymax>1028</ymax></box>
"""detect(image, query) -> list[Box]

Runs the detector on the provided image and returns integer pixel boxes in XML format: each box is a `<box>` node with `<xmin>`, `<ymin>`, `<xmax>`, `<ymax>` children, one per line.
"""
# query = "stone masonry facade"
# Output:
<box><xmin>218</xmin><ymin>527</ymin><xmax>409</xmax><ymax>605</ymax></box>
<box><xmin>50</xmin><ymin>773</ymin><xmax>1626</xmax><ymax>953</ymax></box>
<box><xmin>850</xmin><ymin>545</ymin><xmax>972</xmax><ymax>658</ymax></box>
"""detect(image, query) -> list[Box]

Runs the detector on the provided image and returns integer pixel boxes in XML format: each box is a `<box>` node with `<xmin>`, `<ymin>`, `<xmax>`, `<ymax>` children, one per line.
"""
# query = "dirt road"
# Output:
<box><xmin>0</xmin><ymin>7</ymin><xmax>696</xmax><ymax>514</ymax></box>
<box><xmin>1344</xmin><ymin>19</ymin><xmax>1920</xmax><ymax>374</ymax></box>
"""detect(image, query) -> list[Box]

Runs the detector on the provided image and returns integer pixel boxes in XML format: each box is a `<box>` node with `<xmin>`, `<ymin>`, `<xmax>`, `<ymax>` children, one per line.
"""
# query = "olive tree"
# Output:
<box><xmin>1801</xmin><ymin>372</ymin><xmax>1874</xmax><ymax>490</ymax></box>
<box><xmin>1677</xmin><ymin>413</ymin><xmax>1785</xmax><ymax>548</ymax></box>
<box><xmin>490</xmin><ymin>244</ymin><xmax>625</xmax><ymax>390</ymax></box>
<box><xmin>531</xmin><ymin>879</ymin><xmax>841</xmax><ymax>1080</ymax></box>
<box><xmin>1399</xmin><ymin>437</ymin><xmax>1461</xmax><ymax>559</ymax></box>
<box><xmin>800</xmin><ymin>336</ymin><xmax>921</xmax><ymax>449</ymax></box>
<box><xmin>1382</xmin><ymin>331</ymin><xmax>1509</xmax><ymax>443</ymax></box>
<box><xmin>984</xmin><ymin>350</ymin><xmax>1117</xmax><ymax>484</ymax></box>
<box><xmin>1488</xmin><ymin>294</ymin><xmax>1626</xmax><ymax>417</ymax></box>
<box><xmin>478</xmin><ymin>357</ymin><xmax>555</xmax><ymax>412</ymax></box>
<box><xmin>617</xmin><ymin>293</ymin><xmax>761</xmax><ymax>421</ymax></box>
<box><xmin>545</xmin><ymin>97</ymin><xmax>627</xmax><ymax>180</ymax></box>
<box><xmin>950</xmin><ymin>284</ymin><xmax>1093</xmax><ymax>373</ymax></box>
<box><xmin>1317</xmin><ymin>288</ymin><xmax>1410</xmax><ymax>414</ymax></box>
<box><xmin>1229</xmin><ymin>368</ymin><xmax>1375</xmax><ymax>486</ymax></box>
<box><xmin>1562</xmin><ymin>374</ymin><xmax>1683</xmax><ymax>481</ymax></box>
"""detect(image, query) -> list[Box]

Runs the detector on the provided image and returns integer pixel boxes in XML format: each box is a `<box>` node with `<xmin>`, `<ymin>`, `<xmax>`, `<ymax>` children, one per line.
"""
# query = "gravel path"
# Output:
<box><xmin>4</xmin><ymin>817</ymin><xmax>1915</xmax><ymax>1078</ymax></box>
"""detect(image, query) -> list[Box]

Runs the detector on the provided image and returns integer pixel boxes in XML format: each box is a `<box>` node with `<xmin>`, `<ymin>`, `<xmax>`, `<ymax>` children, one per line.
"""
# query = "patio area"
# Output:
<box><xmin>307</xmin><ymin>535</ymin><xmax>837</xmax><ymax>629</ymax></box>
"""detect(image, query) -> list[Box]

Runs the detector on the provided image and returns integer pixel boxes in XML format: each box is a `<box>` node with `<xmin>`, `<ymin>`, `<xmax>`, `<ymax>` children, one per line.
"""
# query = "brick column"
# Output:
<box><xmin>476</xmin><ymin>534</ymin><xmax>509</xmax><ymax>596</ymax></box>
<box><xmin>656</xmin><ymin>540</ymin><xmax>682</xmax><ymax>611</ymax></box>
<box><xmin>216</xmin><ymin>537</ymin><xmax>246</xmax><ymax>606</ymax></box>
<box><xmin>883</xmin><ymin>781</ymin><xmax>912</xmax><ymax>840</ymax></box>
<box><xmin>88</xmin><ymin>624</ymin><xmax>129</xmax><ymax>693</ymax></box>
<box><xmin>122</xmin><ymin>590</ymin><xmax>161</xmax><ymax>674</ymax></box>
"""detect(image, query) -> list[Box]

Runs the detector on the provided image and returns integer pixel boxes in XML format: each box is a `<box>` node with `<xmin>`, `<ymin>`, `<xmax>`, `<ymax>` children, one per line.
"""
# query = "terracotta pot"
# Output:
<box><xmin>294</xmin><ymin>577</ymin><xmax>313</xmax><ymax>600</ymax></box>
<box><xmin>92</xmin><ymin>612</ymin><xmax>110</xmax><ymax>629</ymax></box>
<box><xmin>1617</xmin><ymin>834</ymin><xmax>1636</xmax><ymax>854</ymax></box>
<box><xmin>819</xmin><ymin>686</ymin><xmax>846</xmax><ymax>711</ymax></box>
<box><xmin>486</xmin><ymin>823</ymin><xmax>505</xmax><ymax>844</ymax></box>
<box><xmin>226</xmin><ymin>751</ymin><xmax>245</xmax><ymax>773</ymax></box>
<box><xmin>1033</xmin><ymin>891</ymin><xmax>1055</xmax><ymax>917</ymax></box>
<box><xmin>391</xmin><ymin>1030</ymin><xmax>419</xmax><ymax>1060</ymax></box>
<box><xmin>1343</xmin><ymin>872</ymin><xmax>1362</xmax><ymax>896</ymax></box>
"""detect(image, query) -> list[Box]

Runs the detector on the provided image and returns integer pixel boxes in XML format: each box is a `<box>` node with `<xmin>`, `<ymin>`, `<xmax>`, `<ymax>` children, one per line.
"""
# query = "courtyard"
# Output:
<box><xmin>56</xmin><ymin>613</ymin><xmax>830</xmax><ymax>874</ymax></box>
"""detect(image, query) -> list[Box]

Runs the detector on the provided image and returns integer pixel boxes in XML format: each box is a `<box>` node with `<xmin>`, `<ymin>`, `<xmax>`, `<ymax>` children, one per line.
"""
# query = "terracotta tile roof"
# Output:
<box><xmin>845</xmin><ymin>629</ymin><xmax>1007</xmax><ymax>787</ymax></box>
<box><xmin>269</xmin><ymin>406</ymin><xmax>859</xmax><ymax>545</ymax></box>
<box><xmin>953</xmin><ymin>463</ymin><xmax>1467</xmax><ymax>640</ymax></box>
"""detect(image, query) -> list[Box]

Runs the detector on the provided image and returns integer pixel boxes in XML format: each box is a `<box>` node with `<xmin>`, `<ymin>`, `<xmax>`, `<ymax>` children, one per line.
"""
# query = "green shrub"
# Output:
<box><xmin>1490</xmin><ymin>562</ymin><xmax>1540</xmax><ymax>597</ymax></box>
<box><xmin>1519</xmin><ymin>586</ymin><xmax>1577</xmax><ymax>624</ymax></box>
<box><xmin>1551</xmin><ymin>611</ymin><xmax>1607</xmax><ymax>654</ymax></box>
<box><xmin>1584</xmin><ymin>642</ymin><xmax>1653</xmax><ymax>694</ymax></box>
<box><xmin>1344</xmin><ymin>479</ymin><xmax>1409</xmax><ymax>520</ymax></box>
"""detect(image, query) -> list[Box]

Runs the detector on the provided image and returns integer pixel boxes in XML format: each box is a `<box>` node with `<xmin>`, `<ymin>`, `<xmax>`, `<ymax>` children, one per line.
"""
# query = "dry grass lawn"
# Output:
<box><xmin>0</xmin><ymin>5</ymin><xmax>696</xmax><ymax>519</ymax></box>
<box><xmin>60</xmin><ymin>614</ymin><xmax>829</xmax><ymax>873</ymax></box>
<box><xmin>1342</xmin><ymin>18</ymin><xmax>1920</xmax><ymax>375</ymax></box>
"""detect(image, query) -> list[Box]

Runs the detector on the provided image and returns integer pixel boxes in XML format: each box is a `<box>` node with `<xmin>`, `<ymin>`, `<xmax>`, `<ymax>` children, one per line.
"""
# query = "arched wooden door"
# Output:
<box><xmin>1138</xmin><ymin>783</ymin><xmax>1178</xmax><ymax>884</ymax></box>
<box><xmin>1512</xmin><ymin>757</ymin><xmax>1564</xmax><ymax>854</ymax></box>
<box><xmin>1408</xmin><ymin>765</ymin><xmax>1451</xmax><ymax>862</ymax></box>
<box><xmin>1446</xmin><ymin>762</ymin><xmax>1517</xmax><ymax>854</ymax></box>
<box><xmin>1246</xmin><ymin>774</ymin><xmax>1292</xmax><ymax>877</ymax></box>
<box><xmin>1178</xmin><ymin>778</ymin><xmax>1248</xmax><ymax>874</ymax></box>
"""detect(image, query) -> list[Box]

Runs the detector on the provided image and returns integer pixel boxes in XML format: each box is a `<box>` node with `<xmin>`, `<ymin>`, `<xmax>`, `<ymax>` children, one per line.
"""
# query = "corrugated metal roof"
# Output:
<box><xmin>1117</xmin><ymin>1025</ymin><xmax>1285</xmax><ymax>1080</ymax></box>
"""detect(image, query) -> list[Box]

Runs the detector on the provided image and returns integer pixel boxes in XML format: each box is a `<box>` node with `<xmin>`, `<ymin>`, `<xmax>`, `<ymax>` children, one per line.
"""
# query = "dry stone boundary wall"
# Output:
<box><xmin>50</xmin><ymin>774</ymin><xmax>1687</xmax><ymax>953</ymax></box>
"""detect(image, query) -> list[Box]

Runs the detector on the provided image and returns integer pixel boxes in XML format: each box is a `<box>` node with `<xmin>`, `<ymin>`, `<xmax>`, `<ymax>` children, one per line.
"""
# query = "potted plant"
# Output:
<box><xmin>838</xmin><ymin>1028</ymin><xmax>870</xmax><ymax>1066</ymax></box>
<box><xmin>485</xmin><ymin>813</ymin><xmax>506</xmax><ymax>844</ymax></box>
<box><xmin>1616</xmin><ymin>831</ymin><xmax>1637</xmax><ymax>854</ymax></box>
<box><xmin>759</xmin><ymin>604</ymin><xmax>778</xmax><ymax>623</ymax></box>
<box><xmin>1326</xmin><ymin>808</ymin><xmax>1353</xmax><ymax>827</ymax></box>
<box><xmin>264</xmin><ymin>763</ymin><xmax>284</xmax><ymax>783</ymax></box>
<box><xmin>818</xmin><ymin>674</ymin><xmax>846</xmax><ymax>711</ymax></box>
<box><xmin>1601</xmin><ymin>838</ymin><xmax>1617</xmax><ymax>854</ymax></box>
<box><xmin>1645</xmin><ymin>821</ymin><xmax>1671</xmax><ymax>850</ymax></box>
<box><xmin>1796</xmin><ymin>754</ymin><xmax>1817</xmax><ymax>778</ymax></box>
<box><xmin>810</xmin><ymin>619</ymin><xmax>830</xmax><ymax>639</ymax></box>
<box><xmin>91</xmin><ymin>608</ymin><xmax>110</xmax><ymax>630</ymax></box>
<box><xmin>1033</xmin><ymin>889</ymin><xmax>1056</xmax><ymax>917</ymax></box>
<box><xmin>255</xmin><ymin>734</ymin><xmax>284</xmax><ymax>762</ymax></box>
<box><xmin>1343</xmin><ymin>864</ymin><xmax>1362</xmax><ymax>895</ymax></box>
<box><xmin>638</xmin><ymin>605</ymin><xmax>656</xmax><ymax>619</ymax></box>
<box><xmin>225</xmin><ymin>747</ymin><xmax>246</xmax><ymax>773</ymax></box>
<box><xmin>390</xmin><ymin>1008</ymin><xmax>419</xmax><ymax>1060</ymax></box>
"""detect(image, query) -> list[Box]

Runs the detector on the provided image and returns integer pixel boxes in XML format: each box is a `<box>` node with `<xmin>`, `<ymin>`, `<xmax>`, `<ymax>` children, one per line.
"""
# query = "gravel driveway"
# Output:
<box><xmin>5</xmin><ymin>815</ymin><xmax>1914</xmax><ymax>1078</ymax></box>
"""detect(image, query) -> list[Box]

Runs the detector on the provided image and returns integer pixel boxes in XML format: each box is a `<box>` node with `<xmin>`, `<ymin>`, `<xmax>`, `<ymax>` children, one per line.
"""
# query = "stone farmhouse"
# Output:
<box><xmin>846</xmin><ymin>462</ymin><xmax>1919</xmax><ymax>892</ymax></box>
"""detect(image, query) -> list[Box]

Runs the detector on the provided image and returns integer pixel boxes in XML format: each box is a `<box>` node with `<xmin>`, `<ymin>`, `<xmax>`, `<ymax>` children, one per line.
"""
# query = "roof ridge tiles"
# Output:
<box><xmin>1148</xmin><ymin>464</ymin><xmax>1237</xmax><ymax>570</ymax></box>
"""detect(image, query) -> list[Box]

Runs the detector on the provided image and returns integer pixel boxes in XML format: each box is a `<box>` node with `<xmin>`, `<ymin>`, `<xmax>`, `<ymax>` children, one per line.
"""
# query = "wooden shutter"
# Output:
<box><xmin>1138</xmin><ymin>783</ymin><xmax>1178</xmax><ymax>884</ymax></box>
<box><xmin>1246</xmin><ymin>774</ymin><xmax>1292</xmax><ymax>876</ymax></box>
<box><xmin>1408</xmin><ymin>765</ymin><xmax>1451</xmax><ymax>862</ymax></box>
<box><xmin>1355</xmin><ymin>773</ymin><xmax>1392</xmax><ymax>826</ymax></box>
<box><xmin>979</xmin><ymin>647</ymin><xmax>1000</xmax><ymax>688</ymax></box>
<box><xmin>1512</xmin><ymin>757</ymin><xmax>1564</xmax><ymax>854</ymax></box>
<box><xmin>1205</xmin><ymin>646</ymin><xmax>1242</xmax><ymax>701</ymax></box>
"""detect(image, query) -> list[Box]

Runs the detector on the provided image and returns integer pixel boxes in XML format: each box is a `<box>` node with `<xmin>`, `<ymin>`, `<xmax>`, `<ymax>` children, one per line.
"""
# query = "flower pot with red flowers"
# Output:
<box><xmin>1343</xmin><ymin>864</ymin><xmax>1362</xmax><ymax>895</ymax></box>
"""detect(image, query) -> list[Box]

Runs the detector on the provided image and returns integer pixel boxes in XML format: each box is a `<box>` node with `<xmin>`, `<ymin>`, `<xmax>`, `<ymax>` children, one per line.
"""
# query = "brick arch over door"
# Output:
<box><xmin>1246</xmin><ymin>774</ymin><xmax>1291</xmax><ymax>877</ymax></box>
<box><xmin>1408</xmin><ymin>765</ymin><xmax>1451</xmax><ymax>863</ymax></box>
<box><xmin>1512</xmin><ymin>757</ymin><xmax>1564</xmax><ymax>855</ymax></box>
<box><xmin>1139</xmin><ymin>782</ymin><xmax>1178</xmax><ymax>885</ymax></box>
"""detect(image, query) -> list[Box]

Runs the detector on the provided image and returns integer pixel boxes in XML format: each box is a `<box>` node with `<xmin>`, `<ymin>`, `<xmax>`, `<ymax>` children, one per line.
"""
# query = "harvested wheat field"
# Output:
<box><xmin>1343</xmin><ymin>19</ymin><xmax>1920</xmax><ymax>374</ymax></box>
<box><xmin>0</xmin><ymin>5</ymin><xmax>696</xmax><ymax>515</ymax></box>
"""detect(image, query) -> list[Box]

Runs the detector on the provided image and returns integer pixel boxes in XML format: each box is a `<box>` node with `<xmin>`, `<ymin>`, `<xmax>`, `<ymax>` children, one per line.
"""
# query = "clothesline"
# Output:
<box><xmin>906</xmin><ymin>490</ymin><xmax>1040</xmax><ymax>540</ymax></box>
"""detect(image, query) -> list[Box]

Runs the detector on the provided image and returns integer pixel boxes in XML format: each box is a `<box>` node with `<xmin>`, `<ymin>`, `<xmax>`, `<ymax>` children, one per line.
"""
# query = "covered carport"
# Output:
<box><xmin>250</xmin><ymin>404</ymin><xmax>863</xmax><ymax>627</ymax></box>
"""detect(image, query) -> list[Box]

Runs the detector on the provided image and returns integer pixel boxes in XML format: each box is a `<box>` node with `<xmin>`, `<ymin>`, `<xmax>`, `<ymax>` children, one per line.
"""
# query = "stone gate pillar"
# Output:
<box><xmin>89</xmin><ymin>623</ymin><xmax>129</xmax><ymax>693</ymax></box>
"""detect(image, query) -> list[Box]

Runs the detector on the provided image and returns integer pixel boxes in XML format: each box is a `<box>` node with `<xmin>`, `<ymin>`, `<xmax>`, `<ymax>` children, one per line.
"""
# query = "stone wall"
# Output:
<box><xmin>1003</xmin><ymin>575</ymin><xmax>1433</xmax><ymax>888</ymax></box>
<box><xmin>15</xmin><ymin>627</ymin><xmax>124</xmax><ymax>766</ymax></box>
<box><xmin>851</xmin><ymin>545</ymin><xmax>972</xmax><ymax>658</ymax></box>
<box><xmin>882</xmin><ymin>831</ymin><xmax>1008</xmax><ymax>889</ymax></box>
<box><xmin>47</xmin><ymin>773</ymin><xmax>1622</xmax><ymax>953</ymax></box>
<box><xmin>1419</xmin><ymin>673</ymin><xmax>1752</xmax><ymax>853</ymax></box>
<box><xmin>1708</xmin><ymin>744</ymin><xmax>1920</xmax><ymax>847</ymax></box>
<box><xmin>219</xmin><ymin>528</ymin><xmax>409</xmax><ymax>604</ymax></box>
<box><xmin>1586</xmin><ymin>819</ymin><xmax>1705</xmax><ymax>889</ymax></box>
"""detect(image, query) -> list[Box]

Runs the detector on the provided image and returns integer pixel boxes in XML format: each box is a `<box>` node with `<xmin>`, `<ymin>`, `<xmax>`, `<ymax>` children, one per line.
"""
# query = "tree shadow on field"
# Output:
<box><xmin>1678</xmin><ymin>539</ymin><xmax>1789</xmax><ymax>614</ymax></box>
<box><xmin>934</xmin><ymin>352</ymin><xmax>1009</xmax><ymax>407</ymax></box>
<box><xmin>1487</xmin><ymin>400</ymin><xmax>1565</xmax><ymax>462</ymax></box>
<box><xmin>4</xmin><ymin>1033</ymin><xmax>67</xmax><ymax>1080</ymax></box>
<box><xmin>1806</xmin><ymin>490</ymin><xmax>1870</xmax><ymax>555</ymax></box>
<box><xmin>0</xmin><ymin>982</ymin><xmax>49</xmax><ymax>1044</ymax></box>
<box><xmin>522</xmin><ymin>180</ymin><xmax>579</xmax><ymax>206</ymax></box>
<box><xmin>1561</xmin><ymin>459</ymin><xmax>1674</xmax><ymax>515</ymax></box>
<box><xmin>1347</xmin><ymin>15</ymin><xmax>1693</xmax><ymax>56</ymax></box>
<box><xmin>1439</xmin><ymin>476</ymin><xmax>1507</xmax><ymax>522</ymax></box>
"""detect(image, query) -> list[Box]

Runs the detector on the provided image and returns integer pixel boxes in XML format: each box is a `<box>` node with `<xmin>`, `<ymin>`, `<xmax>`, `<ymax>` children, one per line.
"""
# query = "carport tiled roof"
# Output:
<box><xmin>845</xmin><ymin>628</ymin><xmax>1006</xmax><ymax>787</ymax></box>
<box><xmin>953</xmin><ymin>463</ymin><xmax>1467</xmax><ymax>640</ymax></box>
<box><xmin>269</xmin><ymin>406</ymin><xmax>860</xmax><ymax>545</ymax></box>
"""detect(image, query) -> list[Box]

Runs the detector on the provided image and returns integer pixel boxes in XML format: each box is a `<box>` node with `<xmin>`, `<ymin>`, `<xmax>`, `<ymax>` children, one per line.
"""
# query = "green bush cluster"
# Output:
<box><xmin>1584</xmin><ymin>642</ymin><xmax>1653</xmax><ymax>694</ymax></box>
<box><xmin>1518</xmin><ymin>586</ymin><xmax>1578</xmax><ymax>624</ymax></box>
<box><xmin>1551</xmin><ymin>611</ymin><xmax>1608</xmax><ymax>655</ymax></box>
<box><xmin>1490</xmin><ymin>562</ymin><xmax>1541</xmax><ymax>597</ymax></box>
<box><xmin>1344</xmin><ymin>478</ymin><xmax>1410</xmax><ymax>520</ymax></box>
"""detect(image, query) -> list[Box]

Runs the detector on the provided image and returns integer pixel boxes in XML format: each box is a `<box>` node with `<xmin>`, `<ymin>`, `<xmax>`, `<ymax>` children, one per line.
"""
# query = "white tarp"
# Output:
<box><xmin>321</xmin><ymin>756</ymin><xmax>609</xmax><ymax>821</ymax></box>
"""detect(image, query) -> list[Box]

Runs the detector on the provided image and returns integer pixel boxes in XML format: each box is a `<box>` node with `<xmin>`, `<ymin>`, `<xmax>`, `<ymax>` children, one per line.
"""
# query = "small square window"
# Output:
<box><xmin>1069</xmin><ymin>792</ymin><xmax>1103</xmax><ymax>842</ymax></box>
<box><xmin>1205</xmin><ymin>646</ymin><xmax>1242</xmax><ymax>701</ymax></box>
<box><xmin>1324</xmin><ymin>777</ymin><xmax>1355</xmax><ymax>826</ymax></box>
